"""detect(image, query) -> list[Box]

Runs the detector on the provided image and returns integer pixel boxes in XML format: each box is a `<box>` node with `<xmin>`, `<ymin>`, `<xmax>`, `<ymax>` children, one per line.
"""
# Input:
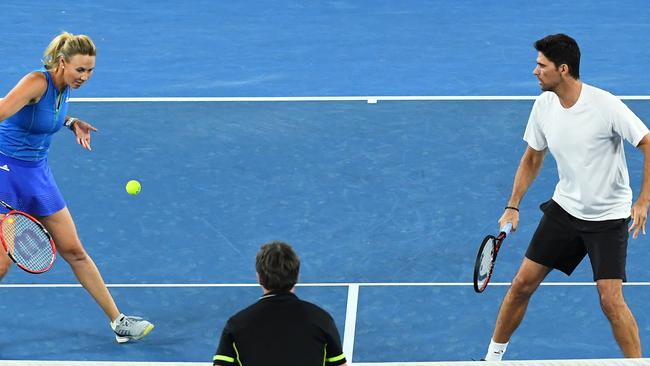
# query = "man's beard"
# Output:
<box><xmin>540</xmin><ymin>81</ymin><xmax>557</xmax><ymax>92</ymax></box>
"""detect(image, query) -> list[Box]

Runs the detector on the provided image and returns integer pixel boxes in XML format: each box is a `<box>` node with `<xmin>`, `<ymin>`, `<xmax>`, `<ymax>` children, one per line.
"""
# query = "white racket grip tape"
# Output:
<box><xmin>501</xmin><ymin>222</ymin><xmax>513</xmax><ymax>235</ymax></box>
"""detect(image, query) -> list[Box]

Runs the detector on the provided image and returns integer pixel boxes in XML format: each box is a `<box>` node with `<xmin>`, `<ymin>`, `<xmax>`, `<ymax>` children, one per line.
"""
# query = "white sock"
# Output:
<box><xmin>484</xmin><ymin>339</ymin><xmax>509</xmax><ymax>361</ymax></box>
<box><xmin>111</xmin><ymin>313</ymin><xmax>125</xmax><ymax>325</ymax></box>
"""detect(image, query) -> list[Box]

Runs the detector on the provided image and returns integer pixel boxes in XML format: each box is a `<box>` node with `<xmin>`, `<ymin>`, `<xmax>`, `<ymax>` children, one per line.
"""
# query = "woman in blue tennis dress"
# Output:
<box><xmin>0</xmin><ymin>32</ymin><xmax>154</xmax><ymax>343</ymax></box>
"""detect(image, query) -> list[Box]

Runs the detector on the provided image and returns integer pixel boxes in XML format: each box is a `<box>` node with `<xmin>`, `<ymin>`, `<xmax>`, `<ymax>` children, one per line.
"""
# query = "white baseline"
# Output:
<box><xmin>69</xmin><ymin>95</ymin><xmax>650</xmax><ymax>103</ymax></box>
<box><xmin>1</xmin><ymin>282</ymin><xmax>650</xmax><ymax>288</ymax></box>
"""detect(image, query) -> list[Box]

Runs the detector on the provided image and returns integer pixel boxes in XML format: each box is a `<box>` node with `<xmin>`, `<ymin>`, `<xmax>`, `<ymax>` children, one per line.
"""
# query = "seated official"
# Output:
<box><xmin>213</xmin><ymin>241</ymin><xmax>347</xmax><ymax>366</ymax></box>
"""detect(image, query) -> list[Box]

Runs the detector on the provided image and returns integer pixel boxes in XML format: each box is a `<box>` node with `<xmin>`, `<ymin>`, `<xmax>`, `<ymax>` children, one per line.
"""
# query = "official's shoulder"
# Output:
<box><xmin>228</xmin><ymin>300</ymin><xmax>263</xmax><ymax>322</ymax></box>
<box><xmin>297</xmin><ymin>298</ymin><xmax>336</xmax><ymax>320</ymax></box>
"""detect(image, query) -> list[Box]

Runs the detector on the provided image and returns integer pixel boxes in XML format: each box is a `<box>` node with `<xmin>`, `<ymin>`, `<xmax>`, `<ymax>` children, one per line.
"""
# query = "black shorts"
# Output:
<box><xmin>525</xmin><ymin>199</ymin><xmax>631</xmax><ymax>281</ymax></box>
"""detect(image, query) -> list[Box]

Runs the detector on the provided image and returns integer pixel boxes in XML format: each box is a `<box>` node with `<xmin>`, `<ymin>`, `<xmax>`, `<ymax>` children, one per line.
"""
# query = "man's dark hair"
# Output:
<box><xmin>534</xmin><ymin>33</ymin><xmax>581</xmax><ymax>79</ymax></box>
<box><xmin>256</xmin><ymin>241</ymin><xmax>300</xmax><ymax>292</ymax></box>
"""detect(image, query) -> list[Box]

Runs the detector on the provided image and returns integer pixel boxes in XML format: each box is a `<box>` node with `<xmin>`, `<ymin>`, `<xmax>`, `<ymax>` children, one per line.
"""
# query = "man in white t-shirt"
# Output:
<box><xmin>483</xmin><ymin>34</ymin><xmax>650</xmax><ymax>361</ymax></box>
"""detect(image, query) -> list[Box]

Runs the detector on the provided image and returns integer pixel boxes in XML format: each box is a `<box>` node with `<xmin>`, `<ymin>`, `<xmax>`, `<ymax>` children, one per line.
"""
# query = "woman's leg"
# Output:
<box><xmin>38</xmin><ymin>207</ymin><xmax>120</xmax><ymax>320</ymax></box>
<box><xmin>0</xmin><ymin>214</ymin><xmax>13</xmax><ymax>280</ymax></box>
<box><xmin>38</xmin><ymin>207</ymin><xmax>153</xmax><ymax>342</ymax></box>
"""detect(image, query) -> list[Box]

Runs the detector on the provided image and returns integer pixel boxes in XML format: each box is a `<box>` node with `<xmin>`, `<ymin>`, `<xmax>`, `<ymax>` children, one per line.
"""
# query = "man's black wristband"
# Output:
<box><xmin>505</xmin><ymin>206</ymin><xmax>519</xmax><ymax>212</ymax></box>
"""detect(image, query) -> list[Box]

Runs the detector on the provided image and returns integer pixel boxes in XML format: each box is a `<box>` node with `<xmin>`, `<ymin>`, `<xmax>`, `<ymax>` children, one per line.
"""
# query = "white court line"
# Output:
<box><xmin>1</xmin><ymin>358</ymin><xmax>648</xmax><ymax>366</ymax></box>
<box><xmin>0</xmin><ymin>363</ymin><xmax>206</xmax><ymax>366</ymax></box>
<box><xmin>68</xmin><ymin>95</ymin><xmax>650</xmax><ymax>103</ymax></box>
<box><xmin>353</xmin><ymin>360</ymin><xmax>650</xmax><ymax>366</ymax></box>
<box><xmin>1</xmin><ymin>282</ymin><xmax>650</xmax><ymax>288</ymax></box>
<box><xmin>343</xmin><ymin>284</ymin><xmax>360</xmax><ymax>363</ymax></box>
<box><xmin>69</xmin><ymin>96</ymin><xmax>537</xmax><ymax>102</ymax></box>
<box><xmin>0</xmin><ymin>356</ymin><xmax>646</xmax><ymax>366</ymax></box>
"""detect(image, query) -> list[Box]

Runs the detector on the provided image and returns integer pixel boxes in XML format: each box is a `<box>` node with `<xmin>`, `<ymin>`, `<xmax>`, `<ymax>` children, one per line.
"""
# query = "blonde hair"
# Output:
<box><xmin>42</xmin><ymin>31</ymin><xmax>96</xmax><ymax>70</ymax></box>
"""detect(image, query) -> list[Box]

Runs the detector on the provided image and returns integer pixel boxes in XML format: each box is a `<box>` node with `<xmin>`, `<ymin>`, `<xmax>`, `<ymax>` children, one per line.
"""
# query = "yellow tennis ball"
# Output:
<box><xmin>126</xmin><ymin>180</ymin><xmax>141</xmax><ymax>195</ymax></box>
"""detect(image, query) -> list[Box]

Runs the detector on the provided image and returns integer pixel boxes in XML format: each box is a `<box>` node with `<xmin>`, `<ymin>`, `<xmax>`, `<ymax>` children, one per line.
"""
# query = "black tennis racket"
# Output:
<box><xmin>473</xmin><ymin>222</ymin><xmax>512</xmax><ymax>293</ymax></box>
<box><xmin>0</xmin><ymin>200</ymin><xmax>56</xmax><ymax>274</ymax></box>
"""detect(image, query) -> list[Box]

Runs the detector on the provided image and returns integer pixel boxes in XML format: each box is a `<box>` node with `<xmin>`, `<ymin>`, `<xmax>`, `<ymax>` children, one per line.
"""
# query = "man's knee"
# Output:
<box><xmin>508</xmin><ymin>258</ymin><xmax>549</xmax><ymax>300</ymax></box>
<box><xmin>509</xmin><ymin>274</ymin><xmax>539</xmax><ymax>300</ymax></box>
<box><xmin>599</xmin><ymin>291</ymin><xmax>627</xmax><ymax>320</ymax></box>
<box><xmin>597</xmin><ymin>281</ymin><xmax>628</xmax><ymax>320</ymax></box>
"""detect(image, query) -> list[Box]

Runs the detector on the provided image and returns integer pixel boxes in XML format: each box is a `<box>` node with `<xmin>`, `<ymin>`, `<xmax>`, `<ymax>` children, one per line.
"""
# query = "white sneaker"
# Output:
<box><xmin>111</xmin><ymin>313</ymin><xmax>154</xmax><ymax>343</ymax></box>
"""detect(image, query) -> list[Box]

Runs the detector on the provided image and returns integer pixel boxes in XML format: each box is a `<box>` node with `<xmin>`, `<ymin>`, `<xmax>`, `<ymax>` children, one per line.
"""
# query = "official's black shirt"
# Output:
<box><xmin>213</xmin><ymin>291</ymin><xmax>346</xmax><ymax>366</ymax></box>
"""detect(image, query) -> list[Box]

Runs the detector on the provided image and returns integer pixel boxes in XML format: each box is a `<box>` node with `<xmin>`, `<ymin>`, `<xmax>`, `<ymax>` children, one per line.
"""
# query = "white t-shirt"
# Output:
<box><xmin>524</xmin><ymin>83</ymin><xmax>649</xmax><ymax>220</ymax></box>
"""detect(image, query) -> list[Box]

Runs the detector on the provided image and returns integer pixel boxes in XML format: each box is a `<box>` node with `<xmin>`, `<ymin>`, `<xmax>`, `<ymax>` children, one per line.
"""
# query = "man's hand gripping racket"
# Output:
<box><xmin>0</xmin><ymin>200</ymin><xmax>56</xmax><ymax>274</ymax></box>
<box><xmin>473</xmin><ymin>222</ymin><xmax>512</xmax><ymax>293</ymax></box>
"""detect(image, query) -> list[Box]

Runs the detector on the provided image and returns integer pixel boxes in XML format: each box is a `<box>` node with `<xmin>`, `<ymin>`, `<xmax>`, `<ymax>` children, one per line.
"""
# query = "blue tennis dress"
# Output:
<box><xmin>0</xmin><ymin>70</ymin><xmax>70</xmax><ymax>216</ymax></box>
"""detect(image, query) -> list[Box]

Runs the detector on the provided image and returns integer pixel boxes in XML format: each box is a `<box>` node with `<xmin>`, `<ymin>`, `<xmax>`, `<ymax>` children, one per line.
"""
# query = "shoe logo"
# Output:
<box><xmin>0</xmin><ymin>165</ymin><xmax>9</xmax><ymax>172</ymax></box>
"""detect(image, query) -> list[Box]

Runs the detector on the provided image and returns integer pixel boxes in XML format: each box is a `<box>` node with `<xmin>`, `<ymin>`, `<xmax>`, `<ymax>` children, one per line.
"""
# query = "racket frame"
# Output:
<box><xmin>0</xmin><ymin>201</ymin><xmax>56</xmax><ymax>274</ymax></box>
<box><xmin>473</xmin><ymin>232</ymin><xmax>506</xmax><ymax>293</ymax></box>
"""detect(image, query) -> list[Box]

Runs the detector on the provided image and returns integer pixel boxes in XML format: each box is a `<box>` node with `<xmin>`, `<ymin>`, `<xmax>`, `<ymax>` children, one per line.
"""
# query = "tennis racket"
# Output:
<box><xmin>473</xmin><ymin>222</ymin><xmax>512</xmax><ymax>293</ymax></box>
<box><xmin>0</xmin><ymin>200</ymin><xmax>56</xmax><ymax>274</ymax></box>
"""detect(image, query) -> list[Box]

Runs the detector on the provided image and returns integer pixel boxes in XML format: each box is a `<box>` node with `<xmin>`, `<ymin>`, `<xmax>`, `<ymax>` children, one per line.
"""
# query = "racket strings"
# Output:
<box><xmin>2</xmin><ymin>213</ymin><xmax>53</xmax><ymax>271</ymax></box>
<box><xmin>478</xmin><ymin>238</ymin><xmax>495</xmax><ymax>282</ymax></box>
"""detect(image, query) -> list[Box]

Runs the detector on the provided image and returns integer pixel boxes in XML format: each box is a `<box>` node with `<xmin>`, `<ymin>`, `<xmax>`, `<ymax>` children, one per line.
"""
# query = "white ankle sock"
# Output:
<box><xmin>484</xmin><ymin>339</ymin><xmax>508</xmax><ymax>361</ymax></box>
<box><xmin>112</xmin><ymin>313</ymin><xmax>125</xmax><ymax>325</ymax></box>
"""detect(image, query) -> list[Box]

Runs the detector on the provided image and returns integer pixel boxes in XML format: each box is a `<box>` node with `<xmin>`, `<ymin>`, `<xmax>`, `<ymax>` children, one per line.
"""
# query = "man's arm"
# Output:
<box><xmin>213</xmin><ymin>321</ymin><xmax>237</xmax><ymax>366</ymax></box>
<box><xmin>499</xmin><ymin>146</ymin><xmax>546</xmax><ymax>230</ymax></box>
<box><xmin>630</xmin><ymin>133</ymin><xmax>650</xmax><ymax>238</ymax></box>
<box><xmin>323</xmin><ymin>314</ymin><xmax>348</xmax><ymax>366</ymax></box>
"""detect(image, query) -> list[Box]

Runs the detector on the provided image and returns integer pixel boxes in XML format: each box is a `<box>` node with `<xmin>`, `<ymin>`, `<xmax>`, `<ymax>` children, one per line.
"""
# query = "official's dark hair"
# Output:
<box><xmin>256</xmin><ymin>241</ymin><xmax>300</xmax><ymax>292</ymax></box>
<box><xmin>534</xmin><ymin>33</ymin><xmax>580</xmax><ymax>79</ymax></box>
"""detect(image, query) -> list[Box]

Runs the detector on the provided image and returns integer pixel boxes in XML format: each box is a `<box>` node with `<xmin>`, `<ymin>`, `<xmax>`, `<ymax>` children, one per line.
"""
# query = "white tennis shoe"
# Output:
<box><xmin>111</xmin><ymin>313</ymin><xmax>154</xmax><ymax>343</ymax></box>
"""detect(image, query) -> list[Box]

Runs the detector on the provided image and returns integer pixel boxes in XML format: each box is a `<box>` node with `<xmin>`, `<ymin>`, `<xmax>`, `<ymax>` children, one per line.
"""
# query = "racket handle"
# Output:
<box><xmin>501</xmin><ymin>222</ymin><xmax>513</xmax><ymax>235</ymax></box>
